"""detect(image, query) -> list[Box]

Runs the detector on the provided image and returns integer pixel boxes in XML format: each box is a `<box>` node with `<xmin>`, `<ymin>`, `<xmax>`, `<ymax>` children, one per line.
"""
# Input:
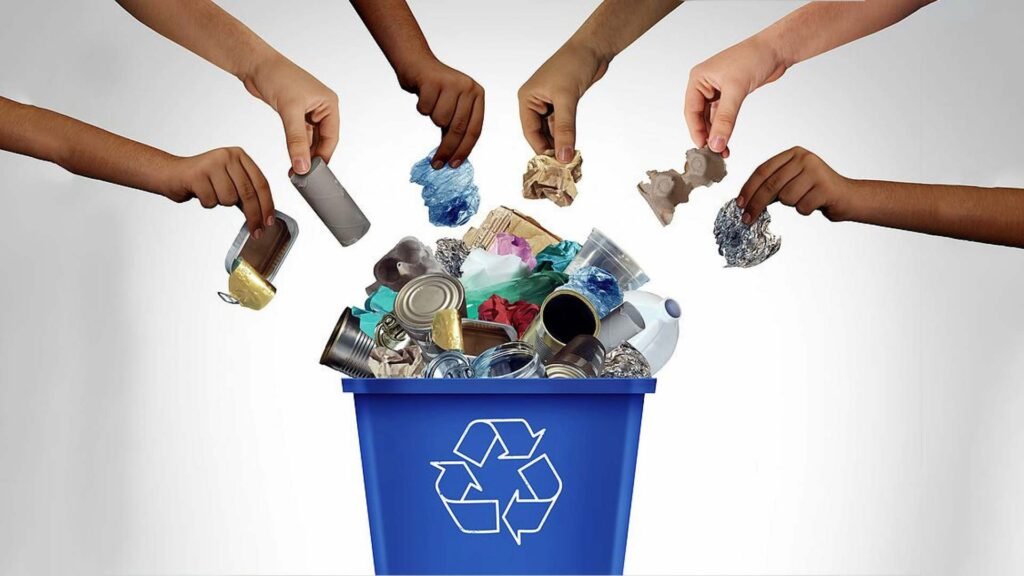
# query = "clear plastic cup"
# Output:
<box><xmin>565</xmin><ymin>228</ymin><xmax>650</xmax><ymax>291</ymax></box>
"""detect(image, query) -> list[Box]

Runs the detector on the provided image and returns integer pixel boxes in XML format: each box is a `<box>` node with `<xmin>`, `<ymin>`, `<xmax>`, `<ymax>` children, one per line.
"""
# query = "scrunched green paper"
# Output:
<box><xmin>535</xmin><ymin>240</ymin><xmax>582</xmax><ymax>273</ymax></box>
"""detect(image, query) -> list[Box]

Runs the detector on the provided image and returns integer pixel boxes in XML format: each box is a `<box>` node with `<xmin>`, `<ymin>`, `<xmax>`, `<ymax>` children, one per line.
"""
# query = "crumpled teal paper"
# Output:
<box><xmin>465</xmin><ymin>269</ymin><xmax>569</xmax><ymax>319</ymax></box>
<box><xmin>535</xmin><ymin>240</ymin><xmax>582</xmax><ymax>272</ymax></box>
<box><xmin>352</xmin><ymin>286</ymin><xmax>398</xmax><ymax>336</ymax></box>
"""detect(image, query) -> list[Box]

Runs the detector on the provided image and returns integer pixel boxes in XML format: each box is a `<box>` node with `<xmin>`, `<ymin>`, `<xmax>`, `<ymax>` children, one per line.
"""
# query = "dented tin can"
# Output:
<box><xmin>393</xmin><ymin>273</ymin><xmax>466</xmax><ymax>358</ymax></box>
<box><xmin>219</xmin><ymin>211</ymin><xmax>299</xmax><ymax>310</ymax></box>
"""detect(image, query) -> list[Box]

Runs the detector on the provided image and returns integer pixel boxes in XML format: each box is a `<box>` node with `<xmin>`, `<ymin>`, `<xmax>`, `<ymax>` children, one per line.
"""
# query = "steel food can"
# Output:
<box><xmin>545</xmin><ymin>334</ymin><xmax>607</xmax><ymax>379</ymax></box>
<box><xmin>522</xmin><ymin>289</ymin><xmax>601</xmax><ymax>363</ymax></box>
<box><xmin>393</xmin><ymin>273</ymin><xmax>466</xmax><ymax>357</ymax></box>
<box><xmin>321</xmin><ymin>307</ymin><xmax>375</xmax><ymax>378</ymax></box>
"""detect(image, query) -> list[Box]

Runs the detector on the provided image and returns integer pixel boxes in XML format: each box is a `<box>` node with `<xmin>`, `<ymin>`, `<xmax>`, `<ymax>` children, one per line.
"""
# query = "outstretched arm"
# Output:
<box><xmin>0</xmin><ymin>96</ymin><xmax>275</xmax><ymax>236</ymax></box>
<box><xmin>518</xmin><ymin>0</ymin><xmax>682</xmax><ymax>160</ymax></box>
<box><xmin>686</xmin><ymin>0</ymin><xmax>937</xmax><ymax>156</ymax></box>
<box><xmin>350</xmin><ymin>0</ymin><xmax>484</xmax><ymax>169</ymax></box>
<box><xmin>738</xmin><ymin>147</ymin><xmax>1024</xmax><ymax>249</ymax></box>
<box><xmin>117</xmin><ymin>0</ymin><xmax>339</xmax><ymax>174</ymax></box>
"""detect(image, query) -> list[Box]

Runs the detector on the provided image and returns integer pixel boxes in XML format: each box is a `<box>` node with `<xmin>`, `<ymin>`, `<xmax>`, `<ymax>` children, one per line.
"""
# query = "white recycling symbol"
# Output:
<box><xmin>430</xmin><ymin>418</ymin><xmax>563</xmax><ymax>545</ymax></box>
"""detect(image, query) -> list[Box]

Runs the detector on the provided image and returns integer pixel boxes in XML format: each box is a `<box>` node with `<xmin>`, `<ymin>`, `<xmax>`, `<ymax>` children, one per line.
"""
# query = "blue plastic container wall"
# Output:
<box><xmin>343</xmin><ymin>377</ymin><xmax>656</xmax><ymax>575</ymax></box>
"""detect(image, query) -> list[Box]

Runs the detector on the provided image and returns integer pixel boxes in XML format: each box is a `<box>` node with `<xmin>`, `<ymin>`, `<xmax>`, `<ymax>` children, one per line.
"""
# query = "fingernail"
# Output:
<box><xmin>557</xmin><ymin>146</ymin><xmax>573</xmax><ymax>163</ymax></box>
<box><xmin>450</xmin><ymin>159</ymin><xmax>463</xmax><ymax>168</ymax></box>
<box><xmin>741</xmin><ymin>212</ymin><xmax>752</xmax><ymax>225</ymax></box>
<box><xmin>709</xmin><ymin>136</ymin><xmax>726</xmax><ymax>153</ymax></box>
<box><xmin>266</xmin><ymin>215</ymin><xmax>275</xmax><ymax>227</ymax></box>
<box><xmin>431</xmin><ymin>160</ymin><xmax>444</xmax><ymax>170</ymax></box>
<box><xmin>736</xmin><ymin>196</ymin><xmax>746</xmax><ymax>208</ymax></box>
<box><xmin>292</xmin><ymin>157</ymin><xmax>309</xmax><ymax>174</ymax></box>
<box><xmin>253</xmin><ymin>228</ymin><xmax>263</xmax><ymax>240</ymax></box>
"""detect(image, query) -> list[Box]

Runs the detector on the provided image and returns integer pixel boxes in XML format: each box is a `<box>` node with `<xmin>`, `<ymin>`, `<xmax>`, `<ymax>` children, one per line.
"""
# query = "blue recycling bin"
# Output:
<box><xmin>343</xmin><ymin>377</ymin><xmax>656</xmax><ymax>575</ymax></box>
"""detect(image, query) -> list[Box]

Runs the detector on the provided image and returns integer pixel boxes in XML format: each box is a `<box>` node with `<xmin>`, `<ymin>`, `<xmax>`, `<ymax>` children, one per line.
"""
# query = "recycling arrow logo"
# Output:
<box><xmin>430</xmin><ymin>418</ymin><xmax>563</xmax><ymax>545</ymax></box>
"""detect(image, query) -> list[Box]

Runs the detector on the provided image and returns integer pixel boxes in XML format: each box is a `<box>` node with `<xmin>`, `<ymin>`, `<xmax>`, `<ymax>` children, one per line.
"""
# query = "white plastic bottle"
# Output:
<box><xmin>623</xmin><ymin>291</ymin><xmax>681</xmax><ymax>375</ymax></box>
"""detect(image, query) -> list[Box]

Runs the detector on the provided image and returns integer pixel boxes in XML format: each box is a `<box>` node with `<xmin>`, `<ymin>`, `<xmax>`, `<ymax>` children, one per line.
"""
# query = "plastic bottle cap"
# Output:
<box><xmin>664</xmin><ymin>298</ymin><xmax>681</xmax><ymax>319</ymax></box>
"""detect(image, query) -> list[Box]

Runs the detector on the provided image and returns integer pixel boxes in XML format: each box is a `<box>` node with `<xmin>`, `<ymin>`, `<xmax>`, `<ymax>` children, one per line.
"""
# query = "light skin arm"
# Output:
<box><xmin>737</xmin><ymin>147</ymin><xmax>1024</xmax><ymax>249</ymax></box>
<box><xmin>519</xmin><ymin>0</ymin><xmax>682</xmax><ymax>161</ymax></box>
<box><xmin>116</xmin><ymin>0</ymin><xmax>339</xmax><ymax>174</ymax></box>
<box><xmin>350</xmin><ymin>0</ymin><xmax>484</xmax><ymax>169</ymax></box>
<box><xmin>687</xmin><ymin>0</ymin><xmax>937</xmax><ymax>156</ymax></box>
<box><xmin>0</xmin><ymin>96</ymin><xmax>275</xmax><ymax>236</ymax></box>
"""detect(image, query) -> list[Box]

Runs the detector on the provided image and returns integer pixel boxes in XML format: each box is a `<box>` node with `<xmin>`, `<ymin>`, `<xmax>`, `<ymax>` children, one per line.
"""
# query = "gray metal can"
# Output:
<box><xmin>522</xmin><ymin>289</ymin><xmax>601</xmax><ymax>363</ymax></box>
<box><xmin>393</xmin><ymin>273</ymin><xmax>466</xmax><ymax>357</ymax></box>
<box><xmin>546</xmin><ymin>334</ymin><xmax>606</xmax><ymax>379</ymax></box>
<box><xmin>290</xmin><ymin>157</ymin><xmax>371</xmax><ymax>247</ymax></box>
<box><xmin>320</xmin><ymin>307</ymin><xmax>375</xmax><ymax>378</ymax></box>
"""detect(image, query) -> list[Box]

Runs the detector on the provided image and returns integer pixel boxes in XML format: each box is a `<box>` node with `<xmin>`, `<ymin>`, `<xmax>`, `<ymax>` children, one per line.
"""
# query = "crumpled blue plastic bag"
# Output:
<box><xmin>563</xmin><ymin>265</ymin><xmax>623</xmax><ymax>318</ymax></box>
<box><xmin>410</xmin><ymin>149</ymin><xmax>481</xmax><ymax>227</ymax></box>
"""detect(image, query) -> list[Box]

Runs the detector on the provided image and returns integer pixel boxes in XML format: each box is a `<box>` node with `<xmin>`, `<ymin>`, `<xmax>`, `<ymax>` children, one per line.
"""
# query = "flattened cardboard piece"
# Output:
<box><xmin>462</xmin><ymin>206</ymin><xmax>561</xmax><ymax>255</ymax></box>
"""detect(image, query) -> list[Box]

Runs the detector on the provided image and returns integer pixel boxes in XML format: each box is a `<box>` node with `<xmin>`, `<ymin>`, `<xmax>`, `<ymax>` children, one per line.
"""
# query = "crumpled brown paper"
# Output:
<box><xmin>463</xmin><ymin>206</ymin><xmax>561</xmax><ymax>255</ymax></box>
<box><xmin>522</xmin><ymin>149</ymin><xmax>583</xmax><ymax>207</ymax></box>
<box><xmin>638</xmin><ymin>147</ymin><xmax>727</xmax><ymax>226</ymax></box>
<box><xmin>368</xmin><ymin>345</ymin><xmax>425</xmax><ymax>378</ymax></box>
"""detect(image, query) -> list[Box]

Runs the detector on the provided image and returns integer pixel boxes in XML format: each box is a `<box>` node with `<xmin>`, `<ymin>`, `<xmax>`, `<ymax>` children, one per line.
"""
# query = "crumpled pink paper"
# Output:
<box><xmin>478</xmin><ymin>294</ymin><xmax>540</xmax><ymax>338</ymax></box>
<box><xmin>488</xmin><ymin>233</ymin><xmax>537</xmax><ymax>270</ymax></box>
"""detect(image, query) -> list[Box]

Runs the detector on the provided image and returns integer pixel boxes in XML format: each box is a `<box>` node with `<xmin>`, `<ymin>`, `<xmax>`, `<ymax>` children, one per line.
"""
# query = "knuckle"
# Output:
<box><xmin>449</xmin><ymin>120</ymin><xmax>468</xmax><ymax>135</ymax></box>
<box><xmin>761</xmin><ymin>175</ymin><xmax>783</xmax><ymax>196</ymax></box>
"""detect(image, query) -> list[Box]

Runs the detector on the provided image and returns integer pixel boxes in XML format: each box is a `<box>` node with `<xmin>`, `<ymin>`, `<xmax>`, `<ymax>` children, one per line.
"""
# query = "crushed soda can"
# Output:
<box><xmin>218</xmin><ymin>211</ymin><xmax>298</xmax><ymax>310</ymax></box>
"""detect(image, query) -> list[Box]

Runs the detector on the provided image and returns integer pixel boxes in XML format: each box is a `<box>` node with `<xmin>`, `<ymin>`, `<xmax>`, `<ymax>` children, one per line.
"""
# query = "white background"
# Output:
<box><xmin>1</xmin><ymin>1</ymin><xmax>1023</xmax><ymax>574</ymax></box>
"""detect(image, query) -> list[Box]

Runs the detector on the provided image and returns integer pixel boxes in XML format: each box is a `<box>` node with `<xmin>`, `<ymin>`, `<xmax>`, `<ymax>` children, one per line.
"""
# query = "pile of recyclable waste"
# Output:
<box><xmin>320</xmin><ymin>206</ymin><xmax>680</xmax><ymax>379</ymax></box>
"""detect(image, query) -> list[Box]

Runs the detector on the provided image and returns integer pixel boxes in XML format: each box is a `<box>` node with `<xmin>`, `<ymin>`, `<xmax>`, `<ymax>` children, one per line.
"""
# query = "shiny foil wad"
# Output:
<box><xmin>713</xmin><ymin>199</ymin><xmax>781</xmax><ymax>268</ymax></box>
<box><xmin>601</xmin><ymin>342</ymin><xmax>652</xmax><ymax>379</ymax></box>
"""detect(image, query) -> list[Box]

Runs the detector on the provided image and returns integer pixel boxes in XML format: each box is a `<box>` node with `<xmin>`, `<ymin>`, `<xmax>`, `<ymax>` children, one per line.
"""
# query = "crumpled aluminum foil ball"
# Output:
<box><xmin>601</xmin><ymin>342</ymin><xmax>652</xmax><ymax>378</ymax></box>
<box><xmin>435</xmin><ymin>238</ymin><xmax>471</xmax><ymax>278</ymax></box>
<box><xmin>713</xmin><ymin>199</ymin><xmax>781</xmax><ymax>268</ymax></box>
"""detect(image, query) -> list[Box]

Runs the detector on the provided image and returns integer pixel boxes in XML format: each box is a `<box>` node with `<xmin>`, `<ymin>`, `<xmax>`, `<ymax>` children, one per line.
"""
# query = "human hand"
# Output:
<box><xmin>165</xmin><ymin>147</ymin><xmax>275</xmax><ymax>237</ymax></box>
<box><xmin>399</xmin><ymin>57</ymin><xmax>484</xmax><ymax>169</ymax></box>
<box><xmin>241</xmin><ymin>53</ymin><xmax>340</xmax><ymax>175</ymax></box>
<box><xmin>518</xmin><ymin>41</ymin><xmax>609</xmax><ymax>162</ymax></box>
<box><xmin>738</xmin><ymin>147</ymin><xmax>855</xmax><ymax>224</ymax></box>
<box><xmin>685</xmin><ymin>36</ymin><xmax>787</xmax><ymax>158</ymax></box>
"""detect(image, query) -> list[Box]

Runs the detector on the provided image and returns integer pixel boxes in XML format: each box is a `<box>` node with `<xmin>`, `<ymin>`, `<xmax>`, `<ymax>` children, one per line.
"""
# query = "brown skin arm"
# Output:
<box><xmin>739</xmin><ymin>147</ymin><xmax>1024</xmax><ymax>249</ymax></box>
<box><xmin>0</xmin><ymin>96</ymin><xmax>276</xmax><ymax>236</ymax></box>
<box><xmin>350</xmin><ymin>0</ymin><xmax>484</xmax><ymax>169</ymax></box>
<box><xmin>845</xmin><ymin>180</ymin><xmax>1024</xmax><ymax>248</ymax></box>
<box><xmin>0</xmin><ymin>96</ymin><xmax>176</xmax><ymax>196</ymax></box>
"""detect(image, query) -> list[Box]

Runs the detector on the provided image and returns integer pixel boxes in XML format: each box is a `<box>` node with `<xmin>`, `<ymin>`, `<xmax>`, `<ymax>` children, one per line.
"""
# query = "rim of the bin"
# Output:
<box><xmin>342</xmin><ymin>377</ymin><xmax>656</xmax><ymax>395</ymax></box>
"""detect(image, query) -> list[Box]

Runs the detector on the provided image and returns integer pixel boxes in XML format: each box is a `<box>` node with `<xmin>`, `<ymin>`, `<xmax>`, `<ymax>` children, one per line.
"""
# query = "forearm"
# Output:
<box><xmin>350</xmin><ymin>0</ymin><xmax>434</xmax><ymax>86</ymax></box>
<box><xmin>566</xmin><ymin>0</ymin><xmax>682</xmax><ymax>64</ymax></box>
<box><xmin>758</xmin><ymin>0</ymin><xmax>936</xmax><ymax>69</ymax></box>
<box><xmin>844</xmin><ymin>179</ymin><xmax>1024</xmax><ymax>248</ymax></box>
<box><xmin>0</xmin><ymin>97</ymin><xmax>176</xmax><ymax>196</ymax></box>
<box><xmin>116</xmin><ymin>0</ymin><xmax>278</xmax><ymax>82</ymax></box>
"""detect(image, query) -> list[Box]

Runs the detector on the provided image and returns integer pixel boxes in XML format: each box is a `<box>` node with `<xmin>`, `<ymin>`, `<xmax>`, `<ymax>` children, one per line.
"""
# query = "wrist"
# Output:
<box><xmin>237</xmin><ymin>43</ymin><xmax>284</xmax><ymax>88</ymax></box>
<box><xmin>563</xmin><ymin>35</ymin><xmax>613</xmax><ymax>70</ymax></box>
<box><xmin>830</xmin><ymin>178</ymin><xmax>870</xmax><ymax>223</ymax></box>
<box><xmin>751</xmin><ymin>26</ymin><xmax>794</xmax><ymax>72</ymax></box>
<box><xmin>392</xmin><ymin>47</ymin><xmax>438</xmax><ymax>92</ymax></box>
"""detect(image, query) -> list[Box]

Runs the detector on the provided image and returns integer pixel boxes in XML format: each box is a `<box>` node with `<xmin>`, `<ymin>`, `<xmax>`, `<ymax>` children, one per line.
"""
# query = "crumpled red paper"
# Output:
<box><xmin>478</xmin><ymin>294</ymin><xmax>540</xmax><ymax>338</ymax></box>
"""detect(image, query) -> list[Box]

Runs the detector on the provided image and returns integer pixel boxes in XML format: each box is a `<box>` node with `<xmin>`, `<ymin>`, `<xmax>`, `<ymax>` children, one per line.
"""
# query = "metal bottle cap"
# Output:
<box><xmin>393</xmin><ymin>273</ymin><xmax>466</xmax><ymax>340</ymax></box>
<box><xmin>321</xmin><ymin>307</ymin><xmax>375</xmax><ymax>378</ymax></box>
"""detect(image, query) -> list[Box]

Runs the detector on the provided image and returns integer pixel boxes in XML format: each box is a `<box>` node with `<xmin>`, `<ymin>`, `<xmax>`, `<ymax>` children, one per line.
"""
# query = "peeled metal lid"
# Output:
<box><xmin>394</xmin><ymin>273</ymin><xmax>465</xmax><ymax>330</ymax></box>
